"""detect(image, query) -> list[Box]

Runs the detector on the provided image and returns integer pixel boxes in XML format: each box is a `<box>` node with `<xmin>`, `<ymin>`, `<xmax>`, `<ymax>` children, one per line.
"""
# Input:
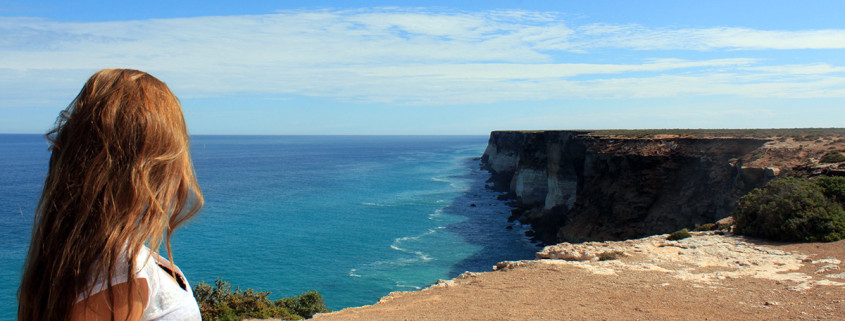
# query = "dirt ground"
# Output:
<box><xmin>310</xmin><ymin>235</ymin><xmax>845</xmax><ymax>321</ymax></box>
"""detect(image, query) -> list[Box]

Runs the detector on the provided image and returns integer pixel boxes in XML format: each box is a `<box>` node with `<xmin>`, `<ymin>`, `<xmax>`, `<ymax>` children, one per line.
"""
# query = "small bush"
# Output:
<box><xmin>194</xmin><ymin>279</ymin><xmax>327</xmax><ymax>320</ymax></box>
<box><xmin>820</xmin><ymin>151</ymin><xmax>845</xmax><ymax>163</ymax></box>
<box><xmin>667</xmin><ymin>229</ymin><xmax>691</xmax><ymax>241</ymax></box>
<box><xmin>732</xmin><ymin>177</ymin><xmax>845</xmax><ymax>242</ymax></box>
<box><xmin>275</xmin><ymin>291</ymin><xmax>330</xmax><ymax>319</ymax></box>
<box><xmin>597</xmin><ymin>251</ymin><xmax>624</xmax><ymax>261</ymax></box>
<box><xmin>693</xmin><ymin>223</ymin><xmax>717</xmax><ymax>231</ymax></box>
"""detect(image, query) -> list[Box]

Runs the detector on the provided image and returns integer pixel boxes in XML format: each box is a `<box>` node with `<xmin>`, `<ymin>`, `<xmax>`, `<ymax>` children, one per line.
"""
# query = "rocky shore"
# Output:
<box><xmin>312</xmin><ymin>233</ymin><xmax>845</xmax><ymax>320</ymax></box>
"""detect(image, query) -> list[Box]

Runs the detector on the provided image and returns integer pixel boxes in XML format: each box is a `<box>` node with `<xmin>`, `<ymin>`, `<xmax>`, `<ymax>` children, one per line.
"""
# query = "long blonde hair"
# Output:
<box><xmin>18</xmin><ymin>69</ymin><xmax>204</xmax><ymax>321</ymax></box>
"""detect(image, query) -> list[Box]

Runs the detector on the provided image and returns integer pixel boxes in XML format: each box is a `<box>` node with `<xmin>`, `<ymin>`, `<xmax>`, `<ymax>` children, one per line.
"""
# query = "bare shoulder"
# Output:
<box><xmin>70</xmin><ymin>278</ymin><xmax>150</xmax><ymax>321</ymax></box>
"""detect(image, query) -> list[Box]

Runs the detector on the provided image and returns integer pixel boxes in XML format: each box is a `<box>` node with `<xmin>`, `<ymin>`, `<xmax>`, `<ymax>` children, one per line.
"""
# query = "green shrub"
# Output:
<box><xmin>275</xmin><ymin>291</ymin><xmax>330</xmax><ymax>319</ymax></box>
<box><xmin>194</xmin><ymin>279</ymin><xmax>327</xmax><ymax>320</ymax></box>
<box><xmin>814</xmin><ymin>176</ymin><xmax>845</xmax><ymax>205</ymax></box>
<box><xmin>693</xmin><ymin>223</ymin><xmax>717</xmax><ymax>231</ymax></box>
<box><xmin>732</xmin><ymin>177</ymin><xmax>845</xmax><ymax>242</ymax></box>
<box><xmin>667</xmin><ymin>228</ymin><xmax>691</xmax><ymax>241</ymax></box>
<box><xmin>597</xmin><ymin>251</ymin><xmax>624</xmax><ymax>261</ymax></box>
<box><xmin>716</xmin><ymin>222</ymin><xmax>733</xmax><ymax>231</ymax></box>
<box><xmin>820</xmin><ymin>151</ymin><xmax>845</xmax><ymax>163</ymax></box>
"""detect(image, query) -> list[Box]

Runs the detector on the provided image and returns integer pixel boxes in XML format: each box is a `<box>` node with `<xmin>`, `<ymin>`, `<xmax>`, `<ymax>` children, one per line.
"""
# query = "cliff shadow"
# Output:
<box><xmin>441</xmin><ymin>158</ymin><xmax>540</xmax><ymax>278</ymax></box>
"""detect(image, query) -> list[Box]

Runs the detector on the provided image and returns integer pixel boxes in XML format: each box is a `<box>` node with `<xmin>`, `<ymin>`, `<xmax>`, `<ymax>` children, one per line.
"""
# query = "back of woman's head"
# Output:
<box><xmin>18</xmin><ymin>69</ymin><xmax>204</xmax><ymax>321</ymax></box>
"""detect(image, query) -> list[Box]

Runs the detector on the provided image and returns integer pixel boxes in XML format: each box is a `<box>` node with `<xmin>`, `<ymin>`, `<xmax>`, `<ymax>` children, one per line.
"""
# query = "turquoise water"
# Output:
<box><xmin>0</xmin><ymin>135</ymin><xmax>537</xmax><ymax>319</ymax></box>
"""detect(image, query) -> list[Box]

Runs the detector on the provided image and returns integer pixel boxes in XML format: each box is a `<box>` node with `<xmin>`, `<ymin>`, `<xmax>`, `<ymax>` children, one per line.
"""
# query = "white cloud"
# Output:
<box><xmin>1</xmin><ymin>8</ymin><xmax>845</xmax><ymax>108</ymax></box>
<box><xmin>356</xmin><ymin>59</ymin><xmax>756</xmax><ymax>80</ymax></box>
<box><xmin>572</xmin><ymin>25</ymin><xmax>845</xmax><ymax>50</ymax></box>
<box><xmin>741</xmin><ymin>63</ymin><xmax>845</xmax><ymax>75</ymax></box>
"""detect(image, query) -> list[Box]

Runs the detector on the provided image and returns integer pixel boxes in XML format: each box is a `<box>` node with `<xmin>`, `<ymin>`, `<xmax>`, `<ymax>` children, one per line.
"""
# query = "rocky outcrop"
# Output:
<box><xmin>482</xmin><ymin>131</ymin><xmax>779</xmax><ymax>244</ymax></box>
<box><xmin>525</xmin><ymin>232</ymin><xmax>844</xmax><ymax>291</ymax></box>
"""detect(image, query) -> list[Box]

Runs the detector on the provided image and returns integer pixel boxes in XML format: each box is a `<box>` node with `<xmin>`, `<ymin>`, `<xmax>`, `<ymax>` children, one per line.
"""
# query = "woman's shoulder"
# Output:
<box><xmin>79</xmin><ymin>246</ymin><xmax>156</xmax><ymax>301</ymax></box>
<box><xmin>72</xmin><ymin>246</ymin><xmax>155</xmax><ymax>320</ymax></box>
<box><xmin>70</xmin><ymin>277</ymin><xmax>150</xmax><ymax>321</ymax></box>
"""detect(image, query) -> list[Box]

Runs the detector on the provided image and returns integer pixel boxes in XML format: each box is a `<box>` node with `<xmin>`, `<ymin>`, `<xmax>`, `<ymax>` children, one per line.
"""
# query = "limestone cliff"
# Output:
<box><xmin>482</xmin><ymin>130</ymin><xmax>796</xmax><ymax>244</ymax></box>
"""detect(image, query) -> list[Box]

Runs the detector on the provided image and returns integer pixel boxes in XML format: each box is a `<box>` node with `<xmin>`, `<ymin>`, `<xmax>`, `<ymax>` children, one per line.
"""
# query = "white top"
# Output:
<box><xmin>80</xmin><ymin>246</ymin><xmax>201</xmax><ymax>321</ymax></box>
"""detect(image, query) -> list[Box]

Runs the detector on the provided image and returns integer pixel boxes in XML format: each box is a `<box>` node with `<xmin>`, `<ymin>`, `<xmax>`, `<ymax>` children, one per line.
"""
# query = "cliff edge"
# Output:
<box><xmin>312</xmin><ymin>234</ymin><xmax>845</xmax><ymax>320</ymax></box>
<box><xmin>482</xmin><ymin>129</ymin><xmax>845</xmax><ymax>244</ymax></box>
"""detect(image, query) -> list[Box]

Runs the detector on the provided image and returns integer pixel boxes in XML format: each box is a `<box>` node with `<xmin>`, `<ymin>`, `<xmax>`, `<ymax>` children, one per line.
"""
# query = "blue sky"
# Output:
<box><xmin>1</xmin><ymin>1</ymin><xmax>844</xmax><ymax>135</ymax></box>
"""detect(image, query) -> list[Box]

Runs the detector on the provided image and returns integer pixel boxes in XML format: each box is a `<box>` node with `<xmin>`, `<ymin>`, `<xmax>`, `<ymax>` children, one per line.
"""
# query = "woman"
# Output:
<box><xmin>18</xmin><ymin>69</ymin><xmax>204</xmax><ymax>321</ymax></box>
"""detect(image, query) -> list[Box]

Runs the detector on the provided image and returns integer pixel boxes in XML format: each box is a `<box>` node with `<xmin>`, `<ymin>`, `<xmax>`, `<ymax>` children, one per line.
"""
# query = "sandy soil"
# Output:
<box><xmin>311</xmin><ymin>233</ymin><xmax>845</xmax><ymax>321</ymax></box>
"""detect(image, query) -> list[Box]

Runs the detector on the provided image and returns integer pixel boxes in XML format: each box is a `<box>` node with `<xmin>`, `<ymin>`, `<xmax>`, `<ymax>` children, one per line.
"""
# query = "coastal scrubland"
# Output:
<box><xmin>194</xmin><ymin>279</ymin><xmax>328</xmax><ymax>320</ymax></box>
<box><xmin>584</xmin><ymin>127</ymin><xmax>845</xmax><ymax>139</ymax></box>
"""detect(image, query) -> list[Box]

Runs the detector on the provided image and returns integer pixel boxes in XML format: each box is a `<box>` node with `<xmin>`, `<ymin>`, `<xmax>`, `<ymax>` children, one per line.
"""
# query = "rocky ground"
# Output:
<box><xmin>740</xmin><ymin>135</ymin><xmax>844</xmax><ymax>171</ymax></box>
<box><xmin>310</xmin><ymin>232</ymin><xmax>845</xmax><ymax>320</ymax></box>
<box><xmin>592</xmin><ymin>132</ymin><xmax>845</xmax><ymax>172</ymax></box>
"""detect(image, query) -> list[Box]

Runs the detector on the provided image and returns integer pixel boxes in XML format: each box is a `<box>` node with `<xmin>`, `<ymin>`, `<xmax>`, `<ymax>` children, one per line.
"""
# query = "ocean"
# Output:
<box><xmin>0</xmin><ymin>134</ymin><xmax>537</xmax><ymax>319</ymax></box>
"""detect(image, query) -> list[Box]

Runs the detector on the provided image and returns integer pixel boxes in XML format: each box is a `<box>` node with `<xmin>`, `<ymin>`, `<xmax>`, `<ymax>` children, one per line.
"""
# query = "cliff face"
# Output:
<box><xmin>482</xmin><ymin>131</ymin><xmax>776</xmax><ymax>244</ymax></box>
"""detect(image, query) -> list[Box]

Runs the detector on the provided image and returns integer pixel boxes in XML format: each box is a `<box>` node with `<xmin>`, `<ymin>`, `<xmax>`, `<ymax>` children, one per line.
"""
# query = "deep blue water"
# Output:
<box><xmin>0</xmin><ymin>134</ymin><xmax>537</xmax><ymax>319</ymax></box>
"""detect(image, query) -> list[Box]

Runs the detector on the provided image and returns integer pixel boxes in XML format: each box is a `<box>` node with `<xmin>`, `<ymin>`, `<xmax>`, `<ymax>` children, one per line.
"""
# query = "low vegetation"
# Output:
<box><xmin>820</xmin><ymin>150</ymin><xmax>845</xmax><ymax>163</ymax></box>
<box><xmin>815</xmin><ymin>176</ymin><xmax>845</xmax><ymax>204</ymax></box>
<box><xmin>732</xmin><ymin>177</ymin><xmax>845</xmax><ymax>242</ymax></box>
<box><xmin>692</xmin><ymin>223</ymin><xmax>717</xmax><ymax>231</ymax></box>
<box><xmin>585</xmin><ymin>128</ymin><xmax>845</xmax><ymax>139</ymax></box>
<box><xmin>194</xmin><ymin>279</ymin><xmax>329</xmax><ymax>321</ymax></box>
<box><xmin>667</xmin><ymin>228</ymin><xmax>691</xmax><ymax>241</ymax></box>
<box><xmin>597</xmin><ymin>250</ymin><xmax>625</xmax><ymax>261</ymax></box>
<box><xmin>692</xmin><ymin>221</ymin><xmax>733</xmax><ymax>232</ymax></box>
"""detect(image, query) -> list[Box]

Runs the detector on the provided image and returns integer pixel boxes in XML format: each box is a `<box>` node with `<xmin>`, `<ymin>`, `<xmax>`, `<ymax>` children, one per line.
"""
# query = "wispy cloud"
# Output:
<box><xmin>1</xmin><ymin>8</ymin><xmax>844</xmax><ymax>107</ymax></box>
<box><xmin>571</xmin><ymin>25</ymin><xmax>845</xmax><ymax>51</ymax></box>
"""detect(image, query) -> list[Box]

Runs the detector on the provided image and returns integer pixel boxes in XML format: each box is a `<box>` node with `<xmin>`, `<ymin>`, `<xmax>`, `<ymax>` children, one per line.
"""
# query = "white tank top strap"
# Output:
<box><xmin>139</xmin><ymin>246</ymin><xmax>202</xmax><ymax>321</ymax></box>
